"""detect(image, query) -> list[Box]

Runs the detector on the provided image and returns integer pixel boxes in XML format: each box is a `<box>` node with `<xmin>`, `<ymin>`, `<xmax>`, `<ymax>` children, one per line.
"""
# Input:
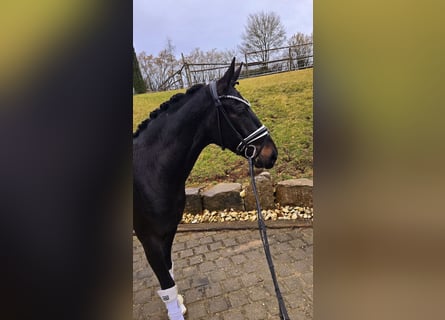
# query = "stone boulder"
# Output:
<box><xmin>244</xmin><ymin>172</ymin><xmax>275</xmax><ymax>210</ymax></box>
<box><xmin>184</xmin><ymin>187</ymin><xmax>203</xmax><ymax>214</ymax></box>
<box><xmin>275</xmin><ymin>178</ymin><xmax>313</xmax><ymax>207</ymax></box>
<box><xmin>201</xmin><ymin>183</ymin><xmax>244</xmax><ymax>211</ymax></box>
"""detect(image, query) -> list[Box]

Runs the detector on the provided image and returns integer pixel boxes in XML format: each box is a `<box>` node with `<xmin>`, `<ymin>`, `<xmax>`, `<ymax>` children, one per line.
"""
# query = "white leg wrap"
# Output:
<box><xmin>157</xmin><ymin>285</ymin><xmax>186</xmax><ymax>320</ymax></box>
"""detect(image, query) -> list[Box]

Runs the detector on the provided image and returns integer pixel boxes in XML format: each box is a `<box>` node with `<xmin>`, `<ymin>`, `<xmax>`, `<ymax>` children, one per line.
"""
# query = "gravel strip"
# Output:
<box><xmin>181</xmin><ymin>205</ymin><xmax>313</xmax><ymax>224</ymax></box>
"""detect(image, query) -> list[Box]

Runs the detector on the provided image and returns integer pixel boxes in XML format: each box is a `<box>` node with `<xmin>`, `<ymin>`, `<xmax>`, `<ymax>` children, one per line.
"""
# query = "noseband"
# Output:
<box><xmin>209</xmin><ymin>81</ymin><xmax>269</xmax><ymax>158</ymax></box>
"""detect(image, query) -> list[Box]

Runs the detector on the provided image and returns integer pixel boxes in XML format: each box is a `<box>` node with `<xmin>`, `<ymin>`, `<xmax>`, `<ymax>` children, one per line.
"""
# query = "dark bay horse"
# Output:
<box><xmin>133</xmin><ymin>58</ymin><xmax>278</xmax><ymax>319</ymax></box>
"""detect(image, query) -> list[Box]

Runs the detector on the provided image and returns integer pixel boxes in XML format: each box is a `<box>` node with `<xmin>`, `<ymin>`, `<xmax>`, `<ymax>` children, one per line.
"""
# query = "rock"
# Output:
<box><xmin>184</xmin><ymin>187</ymin><xmax>203</xmax><ymax>214</ymax></box>
<box><xmin>244</xmin><ymin>171</ymin><xmax>275</xmax><ymax>210</ymax></box>
<box><xmin>275</xmin><ymin>178</ymin><xmax>313</xmax><ymax>207</ymax></box>
<box><xmin>201</xmin><ymin>183</ymin><xmax>244</xmax><ymax>212</ymax></box>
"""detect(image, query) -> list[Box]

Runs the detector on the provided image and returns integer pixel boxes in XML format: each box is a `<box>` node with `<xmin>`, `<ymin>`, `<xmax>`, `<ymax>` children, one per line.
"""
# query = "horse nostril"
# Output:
<box><xmin>271</xmin><ymin>150</ymin><xmax>278</xmax><ymax>164</ymax></box>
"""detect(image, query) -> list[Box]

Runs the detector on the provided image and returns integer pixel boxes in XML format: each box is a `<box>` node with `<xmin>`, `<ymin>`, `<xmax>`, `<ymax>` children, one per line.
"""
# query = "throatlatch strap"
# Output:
<box><xmin>209</xmin><ymin>81</ymin><xmax>221</xmax><ymax>106</ymax></box>
<box><xmin>209</xmin><ymin>81</ymin><xmax>224</xmax><ymax>149</ymax></box>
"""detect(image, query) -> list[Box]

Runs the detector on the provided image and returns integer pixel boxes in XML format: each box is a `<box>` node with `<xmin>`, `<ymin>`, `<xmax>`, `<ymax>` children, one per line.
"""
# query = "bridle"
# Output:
<box><xmin>209</xmin><ymin>81</ymin><xmax>269</xmax><ymax>159</ymax></box>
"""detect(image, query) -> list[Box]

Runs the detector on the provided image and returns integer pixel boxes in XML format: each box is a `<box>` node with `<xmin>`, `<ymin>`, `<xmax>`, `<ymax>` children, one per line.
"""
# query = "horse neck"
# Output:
<box><xmin>177</xmin><ymin>97</ymin><xmax>216</xmax><ymax>180</ymax></box>
<box><xmin>139</xmin><ymin>92</ymin><xmax>216</xmax><ymax>185</ymax></box>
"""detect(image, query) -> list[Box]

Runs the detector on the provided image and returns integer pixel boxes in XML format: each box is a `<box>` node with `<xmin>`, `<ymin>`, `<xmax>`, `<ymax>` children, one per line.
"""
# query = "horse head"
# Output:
<box><xmin>210</xmin><ymin>58</ymin><xmax>278</xmax><ymax>169</ymax></box>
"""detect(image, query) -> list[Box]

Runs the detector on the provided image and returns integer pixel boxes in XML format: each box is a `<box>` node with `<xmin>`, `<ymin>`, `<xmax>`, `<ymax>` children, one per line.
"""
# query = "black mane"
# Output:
<box><xmin>133</xmin><ymin>84</ymin><xmax>205</xmax><ymax>138</ymax></box>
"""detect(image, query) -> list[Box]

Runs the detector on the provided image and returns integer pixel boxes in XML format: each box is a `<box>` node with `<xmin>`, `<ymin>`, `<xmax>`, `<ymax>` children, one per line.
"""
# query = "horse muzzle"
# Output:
<box><xmin>253</xmin><ymin>136</ymin><xmax>278</xmax><ymax>169</ymax></box>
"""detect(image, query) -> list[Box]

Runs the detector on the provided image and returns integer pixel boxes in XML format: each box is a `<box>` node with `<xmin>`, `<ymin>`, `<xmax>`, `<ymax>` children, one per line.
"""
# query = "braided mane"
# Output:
<box><xmin>133</xmin><ymin>84</ymin><xmax>205</xmax><ymax>138</ymax></box>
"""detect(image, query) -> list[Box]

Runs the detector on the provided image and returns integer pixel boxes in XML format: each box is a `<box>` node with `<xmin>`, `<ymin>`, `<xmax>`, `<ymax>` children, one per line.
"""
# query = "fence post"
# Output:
<box><xmin>181</xmin><ymin>53</ymin><xmax>192</xmax><ymax>87</ymax></box>
<box><xmin>177</xmin><ymin>71</ymin><xmax>184</xmax><ymax>89</ymax></box>
<box><xmin>244</xmin><ymin>53</ymin><xmax>249</xmax><ymax>78</ymax></box>
<box><xmin>288</xmin><ymin>47</ymin><xmax>292</xmax><ymax>71</ymax></box>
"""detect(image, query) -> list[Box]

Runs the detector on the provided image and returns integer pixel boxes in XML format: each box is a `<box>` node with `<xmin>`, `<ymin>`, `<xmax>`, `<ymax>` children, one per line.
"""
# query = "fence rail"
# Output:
<box><xmin>149</xmin><ymin>43</ymin><xmax>313</xmax><ymax>92</ymax></box>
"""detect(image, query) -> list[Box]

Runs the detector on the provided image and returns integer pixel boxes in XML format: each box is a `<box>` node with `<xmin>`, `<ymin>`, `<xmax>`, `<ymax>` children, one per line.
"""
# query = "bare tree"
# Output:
<box><xmin>136</xmin><ymin>39</ymin><xmax>180</xmax><ymax>91</ymax></box>
<box><xmin>165</xmin><ymin>38</ymin><xmax>178</xmax><ymax>78</ymax></box>
<box><xmin>184</xmin><ymin>48</ymin><xmax>239</xmax><ymax>84</ymax></box>
<box><xmin>137</xmin><ymin>52</ymin><xmax>155</xmax><ymax>91</ymax></box>
<box><xmin>239</xmin><ymin>11</ymin><xmax>286</xmax><ymax>66</ymax></box>
<box><xmin>288</xmin><ymin>32</ymin><xmax>313</xmax><ymax>69</ymax></box>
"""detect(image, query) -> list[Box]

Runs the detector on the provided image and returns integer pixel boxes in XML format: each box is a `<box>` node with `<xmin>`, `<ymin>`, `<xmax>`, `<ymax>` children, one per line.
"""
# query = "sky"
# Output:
<box><xmin>133</xmin><ymin>0</ymin><xmax>312</xmax><ymax>57</ymax></box>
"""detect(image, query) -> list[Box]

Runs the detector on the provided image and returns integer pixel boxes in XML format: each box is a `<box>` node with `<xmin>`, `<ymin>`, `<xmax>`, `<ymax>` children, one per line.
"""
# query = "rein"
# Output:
<box><xmin>209</xmin><ymin>80</ymin><xmax>290</xmax><ymax>319</ymax></box>
<box><xmin>247</xmin><ymin>156</ymin><xmax>290</xmax><ymax>320</ymax></box>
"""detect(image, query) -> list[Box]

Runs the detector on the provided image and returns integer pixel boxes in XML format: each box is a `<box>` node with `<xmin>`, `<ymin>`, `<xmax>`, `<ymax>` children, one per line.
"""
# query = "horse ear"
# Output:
<box><xmin>232</xmin><ymin>62</ymin><xmax>243</xmax><ymax>85</ymax></box>
<box><xmin>217</xmin><ymin>57</ymin><xmax>236</xmax><ymax>92</ymax></box>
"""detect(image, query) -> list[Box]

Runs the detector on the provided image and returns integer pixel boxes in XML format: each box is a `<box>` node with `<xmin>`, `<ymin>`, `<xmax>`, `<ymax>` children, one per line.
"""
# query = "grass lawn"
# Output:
<box><xmin>133</xmin><ymin>68</ymin><xmax>313</xmax><ymax>187</ymax></box>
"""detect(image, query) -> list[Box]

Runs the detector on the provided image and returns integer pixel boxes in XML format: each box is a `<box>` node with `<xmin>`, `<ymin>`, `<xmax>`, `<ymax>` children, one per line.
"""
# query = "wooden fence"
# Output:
<box><xmin>157</xmin><ymin>43</ymin><xmax>313</xmax><ymax>91</ymax></box>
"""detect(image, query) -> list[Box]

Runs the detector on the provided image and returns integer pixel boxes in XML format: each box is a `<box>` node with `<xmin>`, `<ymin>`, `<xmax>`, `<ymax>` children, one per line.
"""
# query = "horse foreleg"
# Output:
<box><xmin>162</xmin><ymin>228</ymin><xmax>186</xmax><ymax>316</ymax></box>
<box><xmin>162</xmin><ymin>229</ymin><xmax>177</xmax><ymax>278</ymax></box>
<box><xmin>139</xmin><ymin>234</ymin><xmax>185</xmax><ymax>320</ymax></box>
<box><xmin>139</xmin><ymin>234</ymin><xmax>174</xmax><ymax>289</ymax></box>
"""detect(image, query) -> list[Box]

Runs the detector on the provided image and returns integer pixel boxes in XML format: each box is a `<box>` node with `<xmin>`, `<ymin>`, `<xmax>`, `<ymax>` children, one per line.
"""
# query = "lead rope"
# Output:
<box><xmin>247</xmin><ymin>155</ymin><xmax>290</xmax><ymax>320</ymax></box>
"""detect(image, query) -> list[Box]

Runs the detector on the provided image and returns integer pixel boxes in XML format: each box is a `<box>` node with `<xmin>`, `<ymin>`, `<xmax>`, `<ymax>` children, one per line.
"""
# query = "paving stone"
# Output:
<box><xmin>208</xmin><ymin>296</ymin><xmax>229</xmax><ymax>313</ymax></box>
<box><xmin>228</xmin><ymin>289</ymin><xmax>250</xmax><ymax>308</ymax></box>
<box><xmin>222</xmin><ymin>237</ymin><xmax>237</xmax><ymax>247</ymax></box>
<box><xmin>200</xmin><ymin>236</ymin><xmax>214</xmax><ymax>244</ymax></box>
<box><xmin>220</xmin><ymin>247</ymin><xmax>236</xmax><ymax>258</ymax></box>
<box><xmin>141</xmin><ymin>301</ymin><xmax>162</xmax><ymax>317</ymax></box>
<box><xmin>182</xmin><ymin>265</ymin><xmax>197</xmax><ymax>278</ymax></box>
<box><xmin>221</xmin><ymin>277</ymin><xmax>242</xmax><ymax>292</ymax></box>
<box><xmin>243</xmin><ymin>301</ymin><xmax>268</xmax><ymax>320</ymax></box>
<box><xmin>176</xmin><ymin>278</ymin><xmax>190</xmax><ymax>291</ymax></box>
<box><xmin>292</xmin><ymin>259</ymin><xmax>312</xmax><ymax>274</ymax></box>
<box><xmin>134</xmin><ymin>269</ymin><xmax>150</xmax><ymax>280</ymax></box>
<box><xmin>248</xmin><ymin>286</ymin><xmax>270</xmax><ymax>301</ymax></box>
<box><xmin>221</xmin><ymin>308</ymin><xmax>245</xmax><ymax>320</ymax></box>
<box><xmin>241</xmin><ymin>272</ymin><xmax>262</xmax><ymax>287</ymax></box>
<box><xmin>276</xmin><ymin>263</ymin><xmax>296</xmax><ymax>277</ymax></box>
<box><xmin>273</xmin><ymin>231</ymin><xmax>293</xmax><ymax>242</ymax></box>
<box><xmin>204</xmin><ymin>283</ymin><xmax>223</xmax><ymax>298</ymax></box>
<box><xmin>189</xmin><ymin>254</ymin><xmax>204</xmax><ymax>266</ymax></box>
<box><xmin>231</xmin><ymin>253</ymin><xmax>247</xmax><ymax>265</ymax></box>
<box><xmin>289</xmin><ymin>247</ymin><xmax>308</xmax><ymax>261</ymax></box>
<box><xmin>204</xmin><ymin>250</ymin><xmax>220</xmax><ymax>261</ymax></box>
<box><xmin>300</xmin><ymin>271</ymin><xmax>313</xmax><ymax>287</ymax></box>
<box><xmin>289</xmin><ymin>238</ymin><xmax>306</xmax><ymax>249</ymax></box>
<box><xmin>215</xmin><ymin>257</ymin><xmax>233</xmax><ymax>269</ymax></box>
<box><xmin>185</xmin><ymin>238</ymin><xmax>200</xmax><ymax>249</ymax></box>
<box><xmin>199</xmin><ymin>261</ymin><xmax>215</xmax><ymax>273</ymax></box>
<box><xmin>209</xmin><ymin>241</ymin><xmax>223</xmax><ymax>251</ymax></box>
<box><xmin>194</xmin><ymin>244</ymin><xmax>210</xmax><ymax>255</ymax></box>
<box><xmin>132</xmin><ymin>228</ymin><xmax>312</xmax><ymax>319</ymax></box>
<box><xmin>133</xmin><ymin>289</ymin><xmax>152</xmax><ymax>305</ymax></box>
<box><xmin>186</xmin><ymin>301</ymin><xmax>208</xmax><ymax>318</ymax></box>
<box><xmin>304</xmin><ymin>244</ymin><xmax>313</xmax><ymax>255</ymax></box>
<box><xmin>183</xmin><ymin>287</ymin><xmax>205</xmax><ymax>304</ymax></box>
<box><xmin>301</xmin><ymin>228</ymin><xmax>313</xmax><ymax>245</ymax></box>
<box><xmin>179</xmin><ymin>248</ymin><xmax>194</xmax><ymax>258</ymax></box>
<box><xmin>209</xmin><ymin>269</ymin><xmax>227</xmax><ymax>282</ymax></box>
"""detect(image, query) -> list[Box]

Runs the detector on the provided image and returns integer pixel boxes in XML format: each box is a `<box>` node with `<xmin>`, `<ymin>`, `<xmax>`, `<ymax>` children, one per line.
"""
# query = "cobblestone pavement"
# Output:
<box><xmin>133</xmin><ymin>227</ymin><xmax>313</xmax><ymax>320</ymax></box>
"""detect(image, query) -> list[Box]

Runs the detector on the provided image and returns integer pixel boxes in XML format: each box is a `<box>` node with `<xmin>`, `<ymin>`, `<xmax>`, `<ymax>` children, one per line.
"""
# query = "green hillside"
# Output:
<box><xmin>133</xmin><ymin>68</ymin><xmax>313</xmax><ymax>186</ymax></box>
